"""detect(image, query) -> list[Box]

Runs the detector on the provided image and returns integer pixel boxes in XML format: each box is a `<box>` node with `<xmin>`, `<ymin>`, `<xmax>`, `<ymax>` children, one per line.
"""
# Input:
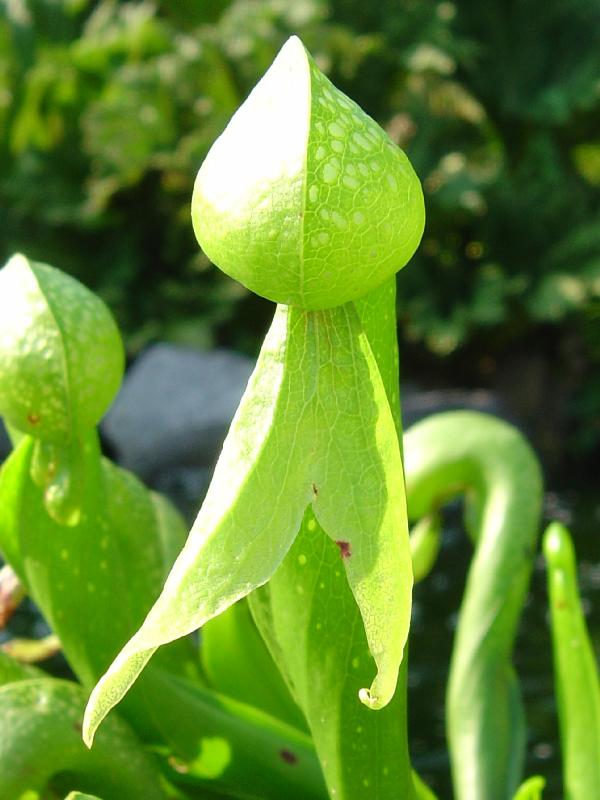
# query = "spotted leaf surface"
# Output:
<box><xmin>83</xmin><ymin>305</ymin><xmax>317</xmax><ymax>745</ymax></box>
<box><xmin>201</xmin><ymin>599</ymin><xmax>308</xmax><ymax>730</ymax></box>
<box><xmin>0</xmin><ymin>678</ymin><xmax>166</xmax><ymax>800</ymax></box>
<box><xmin>309</xmin><ymin>304</ymin><xmax>412</xmax><ymax>710</ymax></box>
<box><xmin>0</xmin><ymin>431</ymin><xmax>199</xmax><ymax>741</ymax></box>
<box><xmin>0</xmin><ymin>255</ymin><xmax>125</xmax><ymax>524</ymax></box>
<box><xmin>84</xmin><ymin>301</ymin><xmax>411</xmax><ymax>743</ymax></box>
<box><xmin>0</xmin><ymin>254</ymin><xmax>124</xmax><ymax>440</ymax></box>
<box><xmin>192</xmin><ymin>36</ymin><xmax>424</xmax><ymax>309</ymax></box>
<box><xmin>249</xmin><ymin>281</ymin><xmax>415</xmax><ymax>799</ymax></box>
<box><xmin>302</xmin><ymin>61</ymin><xmax>424</xmax><ymax>310</ymax></box>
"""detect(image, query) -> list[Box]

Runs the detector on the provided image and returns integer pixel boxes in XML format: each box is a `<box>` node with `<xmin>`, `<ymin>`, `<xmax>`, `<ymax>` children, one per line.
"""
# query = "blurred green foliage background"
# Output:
<box><xmin>1</xmin><ymin>0</ymin><xmax>599</xmax><ymax>463</ymax></box>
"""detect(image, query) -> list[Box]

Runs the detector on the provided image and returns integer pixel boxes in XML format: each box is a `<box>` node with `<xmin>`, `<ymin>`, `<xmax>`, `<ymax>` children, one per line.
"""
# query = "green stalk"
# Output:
<box><xmin>543</xmin><ymin>522</ymin><xmax>600</xmax><ymax>799</ymax></box>
<box><xmin>250</xmin><ymin>279</ymin><xmax>415</xmax><ymax>799</ymax></box>
<box><xmin>404</xmin><ymin>412</ymin><xmax>543</xmax><ymax>799</ymax></box>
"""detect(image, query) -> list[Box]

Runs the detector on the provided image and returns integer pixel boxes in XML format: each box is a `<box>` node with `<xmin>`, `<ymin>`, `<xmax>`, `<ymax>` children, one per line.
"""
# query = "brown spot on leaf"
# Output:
<box><xmin>280</xmin><ymin>749</ymin><xmax>298</xmax><ymax>765</ymax></box>
<box><xmin>335</xmin><ymin>540</ymin><xmax>352</xmax><ymax>559</ymax></box>
<box><xmin>27</xmin><ymin>413</ymin><xmax>40</xmax><ymax>425</ymax></box>
<box><xmin>312</xmin><ymin>483</ymin><xmax>318</xmax><ymax>497</ymax></box>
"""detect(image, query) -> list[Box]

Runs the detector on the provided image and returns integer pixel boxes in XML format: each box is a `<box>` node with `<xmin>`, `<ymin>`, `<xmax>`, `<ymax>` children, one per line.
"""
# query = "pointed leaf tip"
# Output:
<box><xmin>82</xmin><ymin>644</ymin><xmax>156</xmax><ymax>747</ymax></box>
<box><xmin>358</xmin><ymin>652</ymin><xmax>406</xmax><ymax>711</ymax></box>
<box><xmin>359</xmin><ymin>687</ymin><xmax>380</xmax><ymax>710</ymax></box>
<box><xmin>82</xmin><ymin>306</ymin><xmax>314</xmax><ymax>742</ymax></box>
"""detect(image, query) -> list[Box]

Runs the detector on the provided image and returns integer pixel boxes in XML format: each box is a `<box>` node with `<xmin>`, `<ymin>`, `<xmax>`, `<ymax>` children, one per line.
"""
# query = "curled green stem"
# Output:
<box><xmin>404</xmin><ymin>411</ymin><xmax>543</xmax><ymax>800</ymax></box>
<box><xmin>410</xmin><ymin>513</ymin><xmax>442</xmax><ymax>584</ymax></box>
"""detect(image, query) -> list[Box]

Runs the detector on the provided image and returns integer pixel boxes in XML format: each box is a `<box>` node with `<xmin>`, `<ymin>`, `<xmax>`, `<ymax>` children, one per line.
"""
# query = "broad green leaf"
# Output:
<box><xmin>0</xmin><ymin>678</ymin><xmax>166</xmax><ymax>800</ymax></box>
<box><xmin>544</xmin><ymin>522</ymin><xmax>600</xmax><ymax>799</ymax></box>
<box><xmin>405</xmin><ymin>411</ymin><xmax>543</xmax><ymax>800</ymax></box>
<box><xmin>512</xmin><ymin>775</ymin><xmax>545</xmax><ymax>799</ymax></box>
<box><xmin>254</xmin><ymin>518</ymin><xmax>413</xmax><ymax>798</ymax></box>
<box><xmin>0</xmin><ymin>649</ymin><xmax>41</xmax><ymax>686</ymax></box>
<box><xmin>85</xmin><ymin>300</ymin><xmax>412</xmax><ymax>747</ymax></box>
<box><xmin>309</xmin><ymin>304</ymin><xmax>412</xmax><ymax>710</ymax></box>
<box><xmin>201</xmin><ymin>599</ymin><xmax>308</xmax><ymax>730</ymax></box>
<box><xmin>190</xmin><ymin>36</ymin><xmax>418</xmax><ymax>796</ymax></box>
<box><xmin>83</xmin><ymin>35</ymin><xmax>418</xmax><ymax>779</ymax></box>
<box><xmin>152</xmin><ymin>670</ymin><xmax>327</xmax><ymax>800</ymax></box>
<box><xmin>0</xmin><ymin>431</ymin><xmax>200</xmax><ymax>741</ymax></box>
<box><xmin>0</xmin><ymin>254</ymin><xmax>328</xmax><ymax>798</ymax></box>
<box><xmin>249</xmin><ymin>281</ymin><xmax>414</xmax><ymax>799</ymax></box>
<box><xmin>1</xmin><ymin>635</ymin><xmax>314</xmax><ymax>800</ymax></box>
<box><xmin>83</xmin><ymin>304</ymin><xmax>316</xmax><ymax>744</ymax></box>
<box><xmin>0</xmin><ymin>651</ymin><xmax>326</xmax><ymax>798</ymax></box>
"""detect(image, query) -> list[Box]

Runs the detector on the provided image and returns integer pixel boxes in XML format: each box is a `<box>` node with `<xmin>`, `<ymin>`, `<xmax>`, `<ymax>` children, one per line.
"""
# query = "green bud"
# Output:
<box><xmin>192</xmin><ymin>36</ymin><xmax>424</xmax><ymax>310</ymax></box>
<box><xmin>0</xmin><ymin>254</ymin><xmax>124</xmax><ymax>440</ymax></box>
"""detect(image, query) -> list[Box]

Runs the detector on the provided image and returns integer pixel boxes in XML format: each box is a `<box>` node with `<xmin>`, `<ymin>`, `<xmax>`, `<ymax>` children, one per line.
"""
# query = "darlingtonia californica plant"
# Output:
<box><xmin>84</xmin><ymin>35</ymin><xmax>425</xmax><ymax>745</ymax></box>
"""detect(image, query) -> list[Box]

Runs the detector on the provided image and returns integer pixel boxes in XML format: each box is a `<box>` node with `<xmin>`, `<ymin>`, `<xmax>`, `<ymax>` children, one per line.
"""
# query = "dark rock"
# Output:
<box><xmin>151</xmin><ymin>465</ymin><xmax>212</xmax><ymax>525</ymax></box>
<box><xmin>0</xmin><ymin>418</ymin><xmax>10</xmax><ymax>462</ymax></box>
<box><xmin>101</xmin><ymin>344</ymin><xmax>254</xmax><ymax>480</ymax></box>
<box><xmin>401</xmin><ymin>386</ymin><xmax>512</xmax><ymax>432</ymax></box>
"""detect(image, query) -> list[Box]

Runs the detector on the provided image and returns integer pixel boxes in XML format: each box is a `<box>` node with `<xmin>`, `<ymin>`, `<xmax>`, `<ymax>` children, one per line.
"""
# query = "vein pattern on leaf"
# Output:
<box><xmin>84</xmin><ymin>304</ymin><xmax>314</xmax><ymax>743</ymax></box>
<box><xmin>84</xmin><ymin>302</ymin><xmax>411</xmax><ymax>743</ymax></box>
<box><xmin>310</xmin><ymin>305</ymin><xmax>411</xmax><ymax>710</ymax></box>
